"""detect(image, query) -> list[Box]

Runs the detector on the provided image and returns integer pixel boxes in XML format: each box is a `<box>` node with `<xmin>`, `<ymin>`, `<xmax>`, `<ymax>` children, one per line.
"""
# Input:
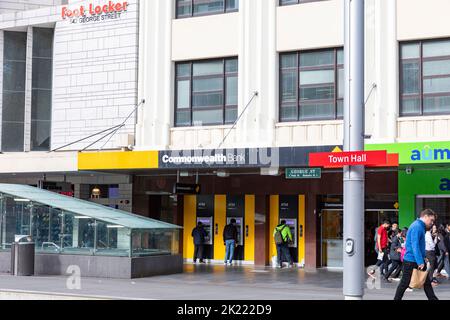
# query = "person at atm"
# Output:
<box><xmin>192</xmin><ymin>222</ymin><xmax>207</xmax><ymax>264</ymax></box>
<box><xmin>273</xmin><ymin>220</ymin><xmax>294</xmax><ymax>268</ymax></box>
<box><xmin>223</xmin><ymin>219</ymin><xmax>238</xmax><ymax>265</ymax></box>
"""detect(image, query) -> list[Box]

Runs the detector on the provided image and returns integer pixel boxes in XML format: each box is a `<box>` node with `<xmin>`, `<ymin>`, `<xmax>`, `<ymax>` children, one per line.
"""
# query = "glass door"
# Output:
<box><xmin>321</xmin><ymin>209</ymin><xmax>398</xmax><ymax>268</ymax></box>
<box><xmin>320</xmin><ymin>210</ymin><xmax>343</xmax><ymax>268</ymax></box>
<box><xmin>365</xmin><ymin>210</ymin><xmax>398</xmax><ymax>266</ymax></box>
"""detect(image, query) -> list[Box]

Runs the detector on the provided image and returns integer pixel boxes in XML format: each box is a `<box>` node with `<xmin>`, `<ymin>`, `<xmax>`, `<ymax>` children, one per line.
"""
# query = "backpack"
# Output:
<box><xmin>274</xmin><ymin>225</ymin><xmax>286</xmax><ymax>245</ymax></box>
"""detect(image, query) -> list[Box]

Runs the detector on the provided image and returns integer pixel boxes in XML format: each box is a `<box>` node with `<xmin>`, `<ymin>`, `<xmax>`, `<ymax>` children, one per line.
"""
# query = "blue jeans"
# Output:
<box><xmin>276</xmin><ymin>243</ymin><xmax>293</xmax><ymax>267</ymax></box>
<box><xmin>225</xmin><ymin>240</ymin><xmax>236</xmax><ymax>263</ymax></box>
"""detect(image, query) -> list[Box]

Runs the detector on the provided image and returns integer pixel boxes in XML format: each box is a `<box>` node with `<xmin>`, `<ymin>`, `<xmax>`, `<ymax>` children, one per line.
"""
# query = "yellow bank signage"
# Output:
<box><xmin>78</xmin><ymin>151</ymin><xmax>158</xmax><ymax>171</ymax></box>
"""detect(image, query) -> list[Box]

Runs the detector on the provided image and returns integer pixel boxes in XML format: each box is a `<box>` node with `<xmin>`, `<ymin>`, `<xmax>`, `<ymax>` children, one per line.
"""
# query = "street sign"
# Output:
<box><xmin>173</xmin><ymin>183</ymin><xmax>201</xmax><ymax>195</ymax></box>
<box><xmin>309</xmin><ymin>150</ymin><xmax>387</xmax><ymax>167</ymax></box>
<box><xmin>285</xmin><ymin>168</ymin><xmax>322</xmax><ymax>179</ymax></box>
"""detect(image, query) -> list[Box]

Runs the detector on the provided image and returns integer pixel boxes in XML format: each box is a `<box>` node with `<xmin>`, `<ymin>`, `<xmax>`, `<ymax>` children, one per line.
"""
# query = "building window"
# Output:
<box><xmin>279</xmin><ymin>48</ymin><xmax>343</xmax><ymax>122</ymax></box>
<box><xmin>31</xmin><ymin>28</ymin><xmax>54</xmax><ymax>151</ymax></box>
<box><xmin>279</xmin><ymin>0</ymin><xmax>328</xmax><ymax>6</ymax></box>
<box><xmin>175</xmin><ymin>58</ymin><xmax>238</xmax><ymax>127</ymax></box>
<box><xmin>176</xmin><ymin>0</ymin><xmax>238</xmax><ymax>19</ymax></box>
<box><xmin>2</xmin><ymin>31</ymin><xmax>27</xmax><ymax>152</ymax></box>
<box><xmin>400</xmin><ymin>39</ymin><xmax>450</xmax><ymax>116</ymax></box>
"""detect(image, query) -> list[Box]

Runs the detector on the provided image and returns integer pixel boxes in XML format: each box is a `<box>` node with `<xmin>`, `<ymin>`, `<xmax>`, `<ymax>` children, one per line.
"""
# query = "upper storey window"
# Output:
<box><xmin>176</xmin><ymin>0</ymin><xmax>238</xmax><ymax>19</ymax></box>
<box><xmin>279</xmin><ymin>0</ymin><xmax>328</xmax><ymax>6</ymax></box>
<box><xmin>279</xmin><ymin>48</ymin><xmax>344</xmax><ymax>122</ymax></box>
<box><xmin>175</xmin><ymin>58</ymin><xmax>238</xmax><ymax>127</ymax></box>
<box><xmin>400</xmin><ymin>39</ymin><xmax>450</xmax><ymax>116</ymax></box>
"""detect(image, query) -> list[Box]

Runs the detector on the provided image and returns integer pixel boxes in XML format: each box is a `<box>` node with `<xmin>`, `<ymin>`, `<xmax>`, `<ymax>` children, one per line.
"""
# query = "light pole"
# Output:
<box><xmin>343</xmin><ymin>0</ymin><xmax>365</xmax><ymax>300</ymax></box>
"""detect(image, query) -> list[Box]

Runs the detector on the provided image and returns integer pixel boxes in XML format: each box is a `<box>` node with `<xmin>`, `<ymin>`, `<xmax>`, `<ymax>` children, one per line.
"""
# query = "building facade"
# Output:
<box><xmin>0</xmin><ymin>0</ymin><xmax>449</xmax><ymax>269</ymax></box>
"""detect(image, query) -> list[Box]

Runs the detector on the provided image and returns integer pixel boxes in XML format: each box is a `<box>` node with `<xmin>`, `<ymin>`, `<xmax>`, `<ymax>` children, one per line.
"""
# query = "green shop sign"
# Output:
<box><xmin>285</xmin><ymin>168</ymin><xmax>322</xmax><ymax>179</ymax></box>
<box><xmin>366</xmin><ymin>141</ymin><xmax>450</xmax><ymax>165</ymax></box>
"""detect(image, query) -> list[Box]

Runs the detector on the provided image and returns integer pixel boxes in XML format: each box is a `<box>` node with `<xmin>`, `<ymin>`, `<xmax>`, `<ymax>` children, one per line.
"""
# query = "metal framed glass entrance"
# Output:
<box><xmin>0</xmin><ymin>184</ymin><xmax>181</xmax><ymax>258</ymax></box>
<box><xmin>320</xmin><ymin>209</ymin><xmax>399</xmax><ymax>268</ymax></box>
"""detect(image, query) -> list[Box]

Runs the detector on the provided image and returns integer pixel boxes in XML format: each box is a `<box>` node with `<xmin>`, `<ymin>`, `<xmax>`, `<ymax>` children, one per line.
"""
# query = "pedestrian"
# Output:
<box><xmin>273</xmin><ymin>220</ymin><xmax>294</xmax><ymax>269</ymax></box>
<box><xmin>394</xmin><ymin>209</ymin><xmax>439</xmax><ymax>300</ymax></box>
<box><xmin>223</xmin><ymin>218</ymin><xmax>238</xmax><ymax>265</ymax></box>
<box><xmin>384</xmin><ymin>228</ymin><xmax>405</xmax><ymax>282</ymax></box>
<box><xmin>389</xmin><ymin>222</ymin><xmax>399</xmax><ymax>242</ymax></box>
<box><xmin>192</xmin><ymin>221</ymin><xmax>207</xmax><ymax>264</ymax></box>
<box><xmin>425</xmin><ymin>224</ymin><xmax>439</xmax><ymax>286</ymax></box>
<box><xmin>435</xmin><ymin>223</ymin><xmax>450</xmax><ymax>279</ymax></box>
<box><xmin>368</xmin><ymin>220</ymin><xmax>390</xmax><ymax>278</ymax></box>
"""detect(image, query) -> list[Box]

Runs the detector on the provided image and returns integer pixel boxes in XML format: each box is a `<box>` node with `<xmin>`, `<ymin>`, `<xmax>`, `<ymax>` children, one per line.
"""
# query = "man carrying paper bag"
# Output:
<box><xmin>394</xmin><ymin>209</ymin><xmax>439</xmax><ymax>300</ymax></box>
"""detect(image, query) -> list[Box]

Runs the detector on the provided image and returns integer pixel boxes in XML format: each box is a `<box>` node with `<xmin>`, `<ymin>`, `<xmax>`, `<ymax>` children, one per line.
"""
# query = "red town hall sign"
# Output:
<box><xmin>309</xmin><ymin>150</ymin><xmax>388</xmax><ymax>168</ymax></box>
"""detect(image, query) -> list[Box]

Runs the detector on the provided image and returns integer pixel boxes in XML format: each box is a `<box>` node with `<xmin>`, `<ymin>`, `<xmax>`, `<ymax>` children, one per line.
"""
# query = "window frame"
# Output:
<box><xmin>2</xmin><ymin>31</ymin><xmax>27</xmax><ymax>153</ymax></box>
<box><xmin>279</xmin><ymin>48</ymin><xmax>344</xmax><ymax>123</ymax></box>
<box><xmin>175</xmin><ymin>0</ymin><xmax>239</xmax><ymax>19</ymax></box>
<box><xmin>175</xmin><ymin>57</ymin><xmax>238</xmax><ymax>127</ymax></box>
<box><xmin>279</xmin><ymin>0</ymin><xmax>329</xmax><ymax>7</ymax></box>
<box><xmin>400</xmin><ymin>38</ymin><xmax>450</xmax><ymax>117</ymax></box>
<box><xmin>31</xmin><ymin>28</ymin><xmax>54</xmax><ymax>152</ymax></box>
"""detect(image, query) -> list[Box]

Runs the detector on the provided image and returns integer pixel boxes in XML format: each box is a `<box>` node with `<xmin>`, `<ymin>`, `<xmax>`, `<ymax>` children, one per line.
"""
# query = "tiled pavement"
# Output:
<box><xmin>0</xmin><ymin>264</ymin><xmax>448</xmax><ymax>300</ymax></box>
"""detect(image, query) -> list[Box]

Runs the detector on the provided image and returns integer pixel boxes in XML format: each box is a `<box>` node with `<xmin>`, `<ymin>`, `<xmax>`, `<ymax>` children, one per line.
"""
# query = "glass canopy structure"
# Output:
<box><xmin>0</xmin><ymin>184</ymin><xmax>181</xmax><ymax>258</ymax></box>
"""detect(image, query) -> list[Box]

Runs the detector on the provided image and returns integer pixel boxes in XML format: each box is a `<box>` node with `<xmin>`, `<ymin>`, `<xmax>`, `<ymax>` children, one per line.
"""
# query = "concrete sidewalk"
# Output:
<box><xmin>0</xmin><ymin>264</ymin><xmax>449</xmax><ymax>300</ymax></box>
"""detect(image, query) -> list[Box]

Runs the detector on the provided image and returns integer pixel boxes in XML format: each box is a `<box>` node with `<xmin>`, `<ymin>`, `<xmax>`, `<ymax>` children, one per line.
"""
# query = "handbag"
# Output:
<box><xmin>409</xmin><ymin>268</ymin><xmax>429</xmax><ymax>289</ymax></box>
<box><xmin>400</xmin><ymin>247</ymin><xmax>406</xmax><ymax>262</ymax></box>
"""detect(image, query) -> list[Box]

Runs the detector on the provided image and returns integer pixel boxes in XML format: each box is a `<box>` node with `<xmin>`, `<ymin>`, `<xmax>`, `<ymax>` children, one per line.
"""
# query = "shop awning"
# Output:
<box><xmin>0</xmin><ymin>184</ymin><xmax>181</xmax><ymax>230</ymax></box>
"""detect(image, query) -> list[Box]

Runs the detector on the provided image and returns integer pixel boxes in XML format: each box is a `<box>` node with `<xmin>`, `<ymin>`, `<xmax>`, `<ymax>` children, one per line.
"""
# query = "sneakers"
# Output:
<box><xmin>224</xmin><ymin>261</ymin><xmax>228</xmax><ymax>265</ymax></box>
<box><xmin>390</xmin><ymin>277</ymin><xmax>401</xmax><ymax>282</ymax></box>
<box><xmin>406</xmin><ymin>288</ymin><xmax>414</xmax><ymax>292</ymax></box>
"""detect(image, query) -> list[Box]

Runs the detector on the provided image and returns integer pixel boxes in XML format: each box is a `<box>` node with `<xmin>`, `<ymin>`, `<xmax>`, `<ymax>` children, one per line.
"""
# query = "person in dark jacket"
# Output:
<box><xmin>384</xmin><ymin>229</ymin><xmax>405</xmax><ymax>282</ymax></box>
<box><xmin>436</xmin><ymin>224</ymin><xmax>450</xmax><ymax>279</ymax></box>
<box><xmin>389</xmin><ymin>222</ymin><xmax>399</xmax><ymax>242</ymax></box>
<box><xmin>192</xmin><ymin>222</ymin><xmax>207</xmax><ymax>264</ymax></box>
<box><xmin>223</xmin><ymin>219</ymin><xmax>238</xmax><ymax>265</ymax></box>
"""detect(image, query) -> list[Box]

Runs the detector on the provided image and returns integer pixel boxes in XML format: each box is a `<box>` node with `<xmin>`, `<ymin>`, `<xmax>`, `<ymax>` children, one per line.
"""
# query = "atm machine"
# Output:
<box><xmin>284</xmin><ymin>219</ymin><xmax>297</xmax><ymax>248</ymax></box>
<box><xmin>227</xmin><ymin>217</ymin><xmax>244</xmax><ymax>261</ymax></box>
<box><xmin>197</xmin><ymin>217</ymin><xmax>213</xmax><ymax>259</ymax></box>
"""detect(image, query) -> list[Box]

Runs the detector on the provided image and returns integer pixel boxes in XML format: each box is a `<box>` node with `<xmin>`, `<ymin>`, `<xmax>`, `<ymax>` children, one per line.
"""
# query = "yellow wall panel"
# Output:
<box><xmin>78</xmin><ymin>151</ymin><xmax>159</xmax><ymax>170</ymax></box>
<box><xmin>298</xmin><ymin>195</ymin><xmax>306</xmax><ymax>267</ymax></box>
<box><xmin>269</xmin><ymin>195</ymin><xmax>279</xmax><ymax>262</ymax></box>
<box><xmin>214</xmin><ymin>195</ymin><xmax>226</xmax><ymax>261</ymax></box>
<box><xmin>244</xmin><ymin>195</ymin><xmax>255</xmax><ymax>262</ymax></box>
<box><xmin>183</xmin><ymin>195</ymin><xmax>196</xmax><ymax>260</ymax></box>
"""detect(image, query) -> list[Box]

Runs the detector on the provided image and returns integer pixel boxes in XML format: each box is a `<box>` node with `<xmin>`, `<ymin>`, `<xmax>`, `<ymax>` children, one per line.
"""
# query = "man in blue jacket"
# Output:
<box><xmin>394</xmin><ymin>209</ymin><xmax>439</xmax><ymax>300</ymax></box>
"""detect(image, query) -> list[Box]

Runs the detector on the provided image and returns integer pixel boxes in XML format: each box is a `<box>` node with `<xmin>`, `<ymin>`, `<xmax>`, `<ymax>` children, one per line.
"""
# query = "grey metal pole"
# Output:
<box><xmin>343</xmin><ymin>0</ymin><xmax>365</xmax><ymax>300</ymax></box>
